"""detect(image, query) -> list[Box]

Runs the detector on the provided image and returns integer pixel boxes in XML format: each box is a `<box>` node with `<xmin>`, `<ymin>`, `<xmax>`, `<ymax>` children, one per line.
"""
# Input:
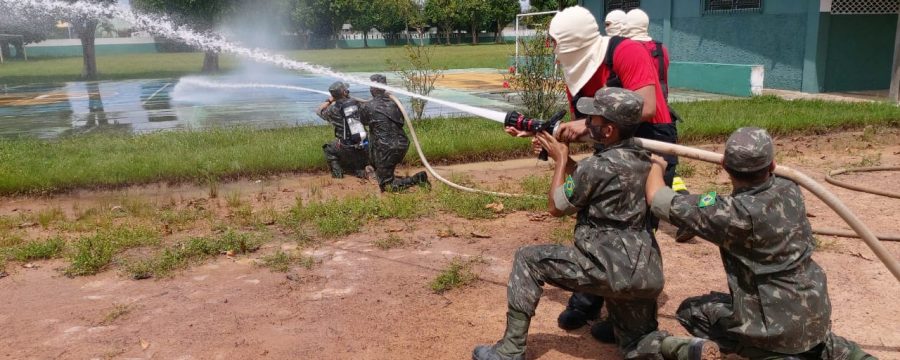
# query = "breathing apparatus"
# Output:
<box><xmin>503</xmin><ymin>109</ymin><xmax>568</xmax><ymax>161</ymax></box>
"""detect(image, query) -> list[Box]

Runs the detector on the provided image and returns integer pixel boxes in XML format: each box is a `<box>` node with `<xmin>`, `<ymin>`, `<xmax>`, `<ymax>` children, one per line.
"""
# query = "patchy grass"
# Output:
<box><xmin>11</xmin><ymin>237</ymin><xmax>65</xmax><ymax>262</ymax></box>
<box><xmin>98</xmin><ymin>303</ymin><xmax>132</xmax><ymax>326</ymax></box>
<box><xmin>259</xmin><ymin>250</ymin><xmax>316</xmax><ymax>273</ymax></box>
<box><xmin>124</xmin><ymin>232</ymin><xmax>264</xmax><ymax>279</ymax></box>
<box><xmin>67</xmin><ymin>234</ymin><xmax>117</xmax><ymax>276</ymax></box>
<box><xmin>676</xmin><ymin>162</ymin><xmax>697</xmax><ymax>178</ymax></box>
<box><xmin>373</xmin><ymin>234</ymin><xmax>406</xmax><ymax>250</ymax></box>
<box><xmin>65</xmin><ymin>226</ymin><xmax>162</xmax><ymax>277</ymax></box>
<box><xmin>429</xmin><ymin>257</ymin><xmax>483</xmax><ymax>294</ymax></box>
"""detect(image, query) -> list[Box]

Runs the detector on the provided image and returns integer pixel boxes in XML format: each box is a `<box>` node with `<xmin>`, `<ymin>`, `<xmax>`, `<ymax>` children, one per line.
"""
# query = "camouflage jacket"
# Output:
<box><xmin>561</xmin><ymin>138</ymin><xmax>664</xmax><ymax>299</ymax></box>
<box><xmin>360</xmin><ymin>94</ymin><xmax>409</xmax><ymax>151</ymax></box>
<box><xmin>651</xmin><ymin>177</ymin><xmax>831</xmax><ymax>354</ymax></box>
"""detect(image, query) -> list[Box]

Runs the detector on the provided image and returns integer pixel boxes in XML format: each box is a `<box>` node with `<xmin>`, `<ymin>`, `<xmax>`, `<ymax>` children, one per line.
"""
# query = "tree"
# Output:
<box><xmin>292</xmin><ymin>0</ymin><xmax>357</xmax><ymax>49</ymax></box>
<box><xmin>375</xmin><ymin>0</ymin><xmax>418</xmax><ymax>44</ymax></box>
<box><xmin>424</xmin><ymin>0</ymin><xmax>459</xmax><ymax>45</ymax></box>
<box><xmin>132</xmin><ymin>0</ymin><xmax>238</xmax><ymax>73</ymax></box>
<box><xmin>65</xmin><ymin>0</ymin><xmax>117</xmax><ymax>79</ymax></box>
<box><xmin>350</xmin><ymin>0</ymin><xmax>378</xmax><ymax>48</ymax></box>
<box><xmin>486</xmin><ymin>0</ymin><xmax>519</xmax><ymax>44</ymax></box>
<box><xmin>457</xmin><ymin>0</ymin><xmax>489</xmax><ymax>45</ymax></box>
<box><xmin>0</xmin><ymin>4</ymin><xmax>55</xmax><ymax>59</ymax></box>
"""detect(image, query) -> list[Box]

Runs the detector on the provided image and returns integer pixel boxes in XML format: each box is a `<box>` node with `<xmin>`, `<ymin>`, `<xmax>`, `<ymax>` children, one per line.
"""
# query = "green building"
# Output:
<box><xmin>578</xmin><ymin>0</ymin><xmax>899</xmax><ymax>94</ymax></box>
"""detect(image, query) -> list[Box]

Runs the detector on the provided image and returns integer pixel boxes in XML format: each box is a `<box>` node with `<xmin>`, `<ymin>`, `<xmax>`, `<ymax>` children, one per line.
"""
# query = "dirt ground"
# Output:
<box><xmin>1</xmin><ymin>129</ymin><xmax>899</xmax><ymax>360</ymax></box>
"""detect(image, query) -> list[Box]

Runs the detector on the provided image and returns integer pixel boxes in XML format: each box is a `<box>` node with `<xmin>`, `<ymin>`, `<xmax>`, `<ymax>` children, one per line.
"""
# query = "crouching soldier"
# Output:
<box><xmin>645</xmin><ymin>127</ymin><xmax>876</xmax><ymax>360</ymax></box>
<box><xmin>318</xmin><ymin>81</ymin><xmax>369</xmax><ymax>179</ymax></box>
<box><xmin>360</xmin><ymin>74</ymin><xmax>428</xmax><ymax>192</ymax></box>
<box><xmin>473</xmin><ymin>88</ymin><xmax>715</xmax><ymax>360</ymax></box>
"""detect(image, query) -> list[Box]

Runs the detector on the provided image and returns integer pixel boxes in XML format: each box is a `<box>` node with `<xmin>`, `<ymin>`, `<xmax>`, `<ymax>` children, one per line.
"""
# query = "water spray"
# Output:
<box><xmin>4</xmin><ymin>0</ymin><xmax>508</xmax><ymax>123</ymax></box>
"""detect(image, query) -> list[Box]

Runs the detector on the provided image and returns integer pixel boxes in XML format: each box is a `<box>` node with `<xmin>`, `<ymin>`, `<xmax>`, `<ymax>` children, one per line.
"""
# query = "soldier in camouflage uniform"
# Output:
<box><xmin>318</xmin><ymin>81</ymin><xmax>369</xmax><ymax>179</ymax></box>
<box><xmin>645</xmin><ymin>127</ymin><xmax>875</xmax><ymax>360</ymax></box>
<box><xmin>360</xmin><ymin>74</ymin><xmax>428</xmax><ymax>192</ymax></box>
<box><xmin>473</xmin><ymin>88</ymin><xmax>718</xmax><ymax>360</ymax></box>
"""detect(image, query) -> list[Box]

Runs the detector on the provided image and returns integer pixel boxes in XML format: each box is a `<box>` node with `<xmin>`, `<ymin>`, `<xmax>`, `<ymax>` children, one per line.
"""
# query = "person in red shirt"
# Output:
<box><xmin>503</xmin><ymin>4</ymin><xmax>680</xmax><ymax>354</ymax></box>
<box><xmin>624</xmin><ymin>8</ymin><xmax>696</xmax><ymax>245</ymax></box>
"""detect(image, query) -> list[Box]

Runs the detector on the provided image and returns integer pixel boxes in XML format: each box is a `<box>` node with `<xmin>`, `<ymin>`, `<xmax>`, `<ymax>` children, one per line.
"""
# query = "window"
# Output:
<box><xmin>605</xmin><ymin>0</ymin><xmax>641</xmax><ymax>14</ymax></box>
<box><xmin>703</xmin><ymin>0</ymin><xmax>762</xmax><ymax>15</ymax></box>
<box><xmin>831</xmin><ymin>0</ymin><xmax>898</xmax><ymax>15</ymax></box>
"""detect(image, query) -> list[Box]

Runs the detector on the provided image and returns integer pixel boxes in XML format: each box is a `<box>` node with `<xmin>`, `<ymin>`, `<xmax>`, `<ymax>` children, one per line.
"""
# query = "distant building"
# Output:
<box><xmin>579</xmin><ymin>0</ymin><xmax>899</xmax><ymax>93</ymax></box>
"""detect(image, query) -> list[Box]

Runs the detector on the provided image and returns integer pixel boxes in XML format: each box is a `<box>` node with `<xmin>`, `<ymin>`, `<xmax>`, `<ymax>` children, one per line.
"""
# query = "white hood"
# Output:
<box><xmin>604</xmin><ymin>10</ymin><xmax>627</xmax><ymax>36</ymax></box>
<box><xmin>622</xmin><ymin>9</ymin><xmax>653</xmax><ymax>42</ymax></box>
<box><xmin>549</xmin><ymin>6</ymin><xmax>609</xmax><ymax>96</ymax></box>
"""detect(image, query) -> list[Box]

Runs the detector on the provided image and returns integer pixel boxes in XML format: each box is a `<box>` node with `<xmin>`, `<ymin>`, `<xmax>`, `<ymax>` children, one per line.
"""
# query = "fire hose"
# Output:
<box><xmin>390</xmin><ymin>95</ymin><xmax>900</xmax><ymax>282</ymax></box>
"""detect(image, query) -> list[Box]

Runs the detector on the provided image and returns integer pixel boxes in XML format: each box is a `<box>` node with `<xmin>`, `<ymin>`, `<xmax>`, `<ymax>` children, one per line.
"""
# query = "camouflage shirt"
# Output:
<box><xmin>651</xmin><ymin>176</ymin><xmax>831</xmax><ymax>354</ymax></box>
<box><xmin>360</xmin><ymin>94</ymin><xmax>409</xmax><ymax>150</ymax></box>
<box><xmin>557</xmin><ymin>138</ymin><xmax>664</xmax><ymax>299</ymax></box>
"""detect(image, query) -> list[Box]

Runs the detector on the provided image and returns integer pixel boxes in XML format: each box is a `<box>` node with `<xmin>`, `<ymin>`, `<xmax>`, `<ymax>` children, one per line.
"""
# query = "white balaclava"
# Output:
<box><xmin>549</xmin><ymin>6</ymin><xmax>609</xmax><ymax>96</ymax></box>
<box><xmin>604</xmin><ymin>10</ymin><xmax>626</xmax><ymax>36</ymax></box>
<box><xmin>622</xmin><ymin>9</ymin><xmax>653</xmax><ymax>42</ymax></box>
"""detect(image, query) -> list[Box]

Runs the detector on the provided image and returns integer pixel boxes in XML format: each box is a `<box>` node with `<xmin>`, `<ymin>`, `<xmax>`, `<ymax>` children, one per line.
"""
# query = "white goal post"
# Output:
<box><xmin>514</xmin><ymin>10</ymin><xmax>558</xmax><ymax>75</ymax></box>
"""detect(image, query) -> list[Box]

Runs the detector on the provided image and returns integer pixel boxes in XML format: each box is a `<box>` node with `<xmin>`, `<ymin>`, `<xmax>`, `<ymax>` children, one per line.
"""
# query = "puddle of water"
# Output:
<box><xmin>0</xmin><ymin>71</ymin><xmax>515</xmax><ymax>139</ymax></box>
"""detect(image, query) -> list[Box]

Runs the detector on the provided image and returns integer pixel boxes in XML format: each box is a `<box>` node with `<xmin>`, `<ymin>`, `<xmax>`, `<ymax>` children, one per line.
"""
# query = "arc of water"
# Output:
<box><xmin>6</xmin><ymin>0</ymin><xmax>508</xmax><ymax>123</ymax></box>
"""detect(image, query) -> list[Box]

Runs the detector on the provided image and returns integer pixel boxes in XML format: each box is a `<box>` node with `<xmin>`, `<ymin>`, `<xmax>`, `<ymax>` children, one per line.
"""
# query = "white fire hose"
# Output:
<box><xmin>390</xmin><ymin>95</ymin><xmax>900</xmax><ymax>282</ymax></box>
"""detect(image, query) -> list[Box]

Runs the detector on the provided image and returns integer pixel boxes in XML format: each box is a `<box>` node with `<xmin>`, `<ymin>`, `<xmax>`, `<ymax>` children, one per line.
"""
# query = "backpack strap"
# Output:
<box><xmin>604</xmin><ymin>36</ymin><xmax>627</xmax><ymax>89</ymax></box>
<box><xmin>652</xmin><ymin>41</ymin><xmax>669</xmax><ymax>100</ymax></box>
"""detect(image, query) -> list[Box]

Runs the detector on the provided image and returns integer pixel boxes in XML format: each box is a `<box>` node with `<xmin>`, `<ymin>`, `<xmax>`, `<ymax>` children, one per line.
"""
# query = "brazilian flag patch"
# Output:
<box><xmin>564</xmin><ymin>175</ymin><xmax>575</xmax><ymax>198</ymax></box>
<box><xmin>698</xmin><ymin>191</ymin><xmax>717</xmax><ymax>208</ymax></box>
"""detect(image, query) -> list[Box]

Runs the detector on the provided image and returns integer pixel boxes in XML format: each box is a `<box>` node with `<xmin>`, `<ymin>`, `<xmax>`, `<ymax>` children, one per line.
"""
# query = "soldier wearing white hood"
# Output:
<box><xmin>604</xmin><ymin>9</ymin><xmax>627</xmax><ymax>36</ymax></box>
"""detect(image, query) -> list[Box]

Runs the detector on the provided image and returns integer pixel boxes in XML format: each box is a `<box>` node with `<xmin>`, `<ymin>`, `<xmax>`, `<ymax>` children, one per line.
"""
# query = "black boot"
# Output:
<box><xmin>557</xmin><ymin>293</ymin><xmax>602</xmax><ymax>330</ymax></box>
<box><xmin>472</xmin><ymin>310</ymin><xmax>529</xmax><ymax>360</ymax></box>
<box><xmin>412</xmin><ymin>171</ymin><xmax>430</xmax><ymax>187</ymax></box>
<box><xmin>328</xmin><ymin>161</ymin><xmax>343</xmax><ymax>179</ymax></box>
<box><xmin>590</xmin><ymin>319</ymin><xmax>616</xmax><ymax>344</ymax></box>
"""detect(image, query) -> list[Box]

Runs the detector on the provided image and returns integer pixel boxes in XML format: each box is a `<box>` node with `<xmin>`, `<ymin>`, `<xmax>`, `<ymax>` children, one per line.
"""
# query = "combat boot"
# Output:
<box><xmin>589</xmin><ymin>319</ymin><xmax>616</xmax><ymax>344</ymax></box>
<box><xmin>660</xmin><ymin>336</ymin><xmax>720</xmax><ymax>360</ymax></box>
<box><xmin>412</xmin><ymin>171</ymin><xmax>430</xmax><ymax>187</ymax></box>
<box><xmin>472</xmin><ymin>310</ymin><xmax>529</xmax><ymax>360</ymax></box>
<box><xmin>328</xmin><ymin>161</ymin><xmax>344</xmax><ymax>179</ymax></box>
<box><xmin>557</xmin><ymin>293</ymin><xmax>602</xmax><ymax>330</ymax></box>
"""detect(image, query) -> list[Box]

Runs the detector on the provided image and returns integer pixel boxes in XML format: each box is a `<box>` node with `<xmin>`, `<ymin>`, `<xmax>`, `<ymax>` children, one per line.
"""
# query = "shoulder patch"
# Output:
<box><xmin>564</xmin><ymin>175</ymin><xmax>575</xmax><ymax>198</ymax></box>
<box><xmin>698</xmin><ymin>191</ymin><xmax>717</xmax><ymax>208</ymax></box>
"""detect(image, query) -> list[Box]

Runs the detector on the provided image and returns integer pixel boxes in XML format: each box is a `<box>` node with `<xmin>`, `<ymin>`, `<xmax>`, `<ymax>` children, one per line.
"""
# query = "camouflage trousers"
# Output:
<box><xmin>323</xmin><ymin>139</ymin><xmax>369</xmax><ymax>174</ymax></box>
<box><xmin>676</xmin><ymin>292</ymin><xmax>874</xmax><ymax>360</ymax></box>
<box><xmin>370</xmin><ymin>144</ymin><xmax>413</xmax><ymax>191</ymax></box>
<box><xmin>507</xmin><ymin>244</ymin><xmax>667</xmax><ymax>359</ymax></box>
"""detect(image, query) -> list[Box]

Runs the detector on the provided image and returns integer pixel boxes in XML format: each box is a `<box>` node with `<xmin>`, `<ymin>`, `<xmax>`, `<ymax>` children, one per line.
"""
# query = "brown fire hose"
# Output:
<box><xmin>826</xmin><ymin>166</ymin><xmax>900</xmax><ymax>199</ymax></box>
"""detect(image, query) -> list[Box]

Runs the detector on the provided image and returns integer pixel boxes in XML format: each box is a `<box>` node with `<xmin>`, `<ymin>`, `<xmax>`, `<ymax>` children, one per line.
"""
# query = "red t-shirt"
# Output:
<box><xmin>566</xmin><ymin>39</ymin><xmax>671</xmax><ymax>124</ymax></box>
<box><xmin>641</xmin><ymin>41</ymin><xmax>670</xmax><ymax>85</ymax></box>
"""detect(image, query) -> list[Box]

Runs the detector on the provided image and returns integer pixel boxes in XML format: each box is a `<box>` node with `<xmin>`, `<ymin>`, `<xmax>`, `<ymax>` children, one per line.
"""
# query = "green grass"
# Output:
<box><xmin>259</xmin><ymin>250</ymin><xmax>316</xmax><ymax>273</ymax></box>
<box><xmin>672</xmin><ymin>95</ymin><xmax>900</xmax><ymax>142</ymax></box>
<box><xmin>429</xmin><ymin>256</ymin><xmax>482</xmax><ymax>294</ymax></box>
<box><xmin>65</xmin><ymin>226</ymin><xmax>161</xmax><ymax>277</ymax></box>
<box><xmin>1</xmin><ymin>96</ymin><xmax>898</xmax><ymax>195</ymax></box>
<box><xmin>0</xmin><ymin>45</ymin><xmax>512</xmax><ymax>85</ymax></box>
<box><xmin>0</xmin><ymin>118</ymin><xmax>529</xmax><ymax>195</ymax></box>
<box><xmin>123</xmin><ymin>232</ymin><xmax>264</xmax><ymax>279</ymax></box>
<box><xmin>373</xmin><ymin>234</ymin><xmax>406</xmax><ymax>250</ymax></box>
<box><xmin>11</xmin><ymin>237</ymin><xmax>65</xmax><ymax>262</ymax></box>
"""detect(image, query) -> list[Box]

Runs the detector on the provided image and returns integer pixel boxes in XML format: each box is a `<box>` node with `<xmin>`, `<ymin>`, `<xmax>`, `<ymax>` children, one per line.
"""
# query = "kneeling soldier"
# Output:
<box><xmin>645</xmin><ymin>127</ymin><xmax>876</xmax><ymax>360</ymax></box>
